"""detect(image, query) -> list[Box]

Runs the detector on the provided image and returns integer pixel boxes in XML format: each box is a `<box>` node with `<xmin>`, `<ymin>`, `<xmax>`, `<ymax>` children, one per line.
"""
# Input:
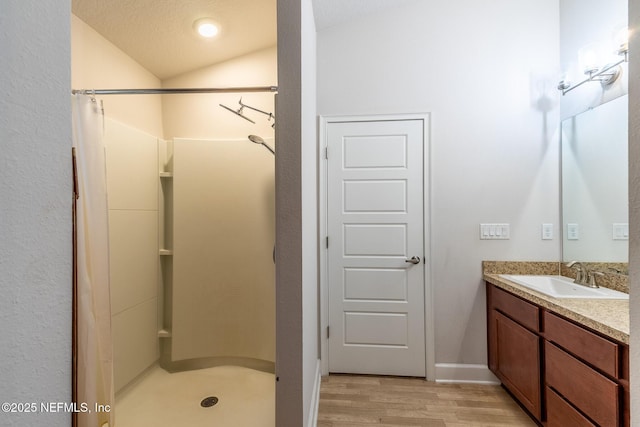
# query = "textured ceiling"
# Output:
<box><xmin>72</xmin><ymin>0</ymin><xmax>416</xmax><ymax>80</ymax></box>
<box><xmin>72</xmin><ymin>0</ymin><xmax>277</xmax><ymax>79</ymax></box>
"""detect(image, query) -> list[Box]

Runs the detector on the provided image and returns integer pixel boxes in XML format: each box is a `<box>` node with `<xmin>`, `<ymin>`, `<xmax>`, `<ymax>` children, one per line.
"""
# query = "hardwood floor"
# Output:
<box><xmin>317</xmin><ymin>375</ymin><xmax>537</xmax><ymax>427</ymax></box>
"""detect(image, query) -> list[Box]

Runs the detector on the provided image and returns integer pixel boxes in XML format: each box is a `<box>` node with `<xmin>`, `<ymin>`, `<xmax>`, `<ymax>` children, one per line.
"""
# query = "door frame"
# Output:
<box><xmin>318</xmin><ymin>113</ymin><xmax>435</xmax><ymax>380</ymax></box>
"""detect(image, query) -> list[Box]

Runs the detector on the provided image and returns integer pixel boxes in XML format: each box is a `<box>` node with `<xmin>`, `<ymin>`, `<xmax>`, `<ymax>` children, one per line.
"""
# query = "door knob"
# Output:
<box><xmin>405</xmin><ymin>256</ymin><xmax>421</xmax><ymax>265</ymax></box>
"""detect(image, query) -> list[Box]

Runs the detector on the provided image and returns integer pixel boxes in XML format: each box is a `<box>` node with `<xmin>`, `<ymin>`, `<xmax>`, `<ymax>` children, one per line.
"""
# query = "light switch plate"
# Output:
<box><xmin>542</xmin><ymin>223</ymin><xmax>553</xmax><ymax>240</ymax></box>
<box><xmin>567</xmin><ymin>223</ymin><xmax>579</xmax><ymax>240</ymax></box>
<box><xmin>480</xmin><ymin>223</ymin><xmax>510</xmax><ymax>240</ymax></box>
<box><xmin>613</xmin><ymin>223</ymin><xmax>629</xmax><ymax>240</ymax></box>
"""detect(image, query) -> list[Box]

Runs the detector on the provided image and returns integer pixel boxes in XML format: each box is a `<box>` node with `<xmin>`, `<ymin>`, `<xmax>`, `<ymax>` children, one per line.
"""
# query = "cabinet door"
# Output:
<box><xmin>493</xmin><ymin>311</ymin><xmax>541</xmax><ymax>419</ymax></box>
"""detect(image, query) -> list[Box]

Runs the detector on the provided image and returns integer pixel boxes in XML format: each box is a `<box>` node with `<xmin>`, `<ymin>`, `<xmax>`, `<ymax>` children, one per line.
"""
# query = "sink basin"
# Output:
<box><xmin>499</xmin><ymin>275</ymin><xmax>628</xmax><ymax>300</ymax></box>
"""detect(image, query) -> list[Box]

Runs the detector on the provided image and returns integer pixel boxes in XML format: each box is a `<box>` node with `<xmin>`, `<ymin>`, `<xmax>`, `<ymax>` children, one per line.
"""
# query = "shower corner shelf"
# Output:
<box><xmin>159</xmin><ymin>172</ymin><xmax>173</xmax><ymax>178</ymax></box>
<box><xmin>158</xmin><ymin>329</ymin><xmax>172</xmax><ymax>338</ymax></box>
<box><xmin>159</xmin><ymin>249</ymin><xmax>173</xmax><ymax>256</ymax></box>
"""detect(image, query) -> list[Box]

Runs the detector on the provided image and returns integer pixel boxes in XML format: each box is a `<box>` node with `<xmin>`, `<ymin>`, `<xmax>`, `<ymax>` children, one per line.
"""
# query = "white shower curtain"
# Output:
<box><xmin>72</xmin><ymin>94</ymin><xmax>114</xmax><ymax>427</ymax></box>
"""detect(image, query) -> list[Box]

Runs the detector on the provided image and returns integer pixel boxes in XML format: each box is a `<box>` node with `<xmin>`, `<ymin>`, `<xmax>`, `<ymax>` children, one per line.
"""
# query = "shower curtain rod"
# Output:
<box><xmin>71</xmin><ymin>86</ymin><xmax>278</xmax><ymax>95</ymax></box>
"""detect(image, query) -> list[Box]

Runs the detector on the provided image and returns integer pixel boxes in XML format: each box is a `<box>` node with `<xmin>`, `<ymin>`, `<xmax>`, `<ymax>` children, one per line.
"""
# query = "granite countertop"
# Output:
<box><xmin>483</xmin><ymin>262</ymin><xmax>629</xmax><ymax>344</ymax></box>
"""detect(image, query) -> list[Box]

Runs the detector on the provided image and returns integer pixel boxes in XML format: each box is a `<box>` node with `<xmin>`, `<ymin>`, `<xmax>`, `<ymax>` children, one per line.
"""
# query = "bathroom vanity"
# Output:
<box><xmin>485</xmin><ymin>267</ymin><xmax>629</xmax><ymax>426</ymax></box>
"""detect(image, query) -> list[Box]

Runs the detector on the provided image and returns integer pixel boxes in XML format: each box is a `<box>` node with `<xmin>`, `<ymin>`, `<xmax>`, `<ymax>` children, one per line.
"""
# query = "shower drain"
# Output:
<box><xmin>200</xmin><ymin>396</ymin><xmax>219</xmax><ymax>408</ymax></box>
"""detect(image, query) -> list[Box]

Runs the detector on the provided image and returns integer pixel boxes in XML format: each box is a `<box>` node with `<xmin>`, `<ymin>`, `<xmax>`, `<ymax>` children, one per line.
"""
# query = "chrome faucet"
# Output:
<box><xmin>566</xmin><ymin>261</ymin><xmax>602</xmax><ymax>288</ymax></box>
<box><xmin>566</xmin><ymin>261</ymin><xmax>586</xmax><ymax>284</ymax></box>
<box><xmin>587</xmin><ymin>271</ymin><xmax>604</xmax><ymax>288</ymax></box>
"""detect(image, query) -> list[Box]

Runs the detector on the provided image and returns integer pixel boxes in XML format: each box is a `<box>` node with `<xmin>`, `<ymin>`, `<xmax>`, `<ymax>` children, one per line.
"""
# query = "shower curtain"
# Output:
<box><xmin>72</xmin><ymin>94</ymin><xmax>114</xmax><ymax>427</ymax></box>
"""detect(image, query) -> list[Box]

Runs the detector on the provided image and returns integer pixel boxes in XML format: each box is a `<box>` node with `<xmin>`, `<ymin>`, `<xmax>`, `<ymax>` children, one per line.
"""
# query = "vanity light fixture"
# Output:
<box><xmin>194</xmin><ymin>18</ymin><xmax>219</xmax><ymax>38</ymax></box>
<box><xmin>557</xmin><ymin>28</ymin><xmax>629</xmax><ymax>96</ymax></box>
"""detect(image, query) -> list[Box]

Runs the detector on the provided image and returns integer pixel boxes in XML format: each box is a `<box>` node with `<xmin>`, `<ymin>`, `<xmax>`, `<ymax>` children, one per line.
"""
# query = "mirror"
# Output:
<box><xmin>561</xmin><ymin>94</ymin><xmax>628</xmax><ymax>263</ymax></box>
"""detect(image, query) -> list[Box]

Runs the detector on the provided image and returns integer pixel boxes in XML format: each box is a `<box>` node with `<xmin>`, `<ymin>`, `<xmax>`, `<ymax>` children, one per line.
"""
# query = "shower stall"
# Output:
<box><xmin>158</xmin><ymin>133</ymin><xmax>276</xmax><ymax>373</ymax></box>
<box><xmin>73</xmin><ymin>85</ymin><xmax>277</xmax><ymax>427</ymax></box>
<box><xmin>71</xmin><ymin>0</ymin><xmax>280</xmax><ymax>422</ymax></box>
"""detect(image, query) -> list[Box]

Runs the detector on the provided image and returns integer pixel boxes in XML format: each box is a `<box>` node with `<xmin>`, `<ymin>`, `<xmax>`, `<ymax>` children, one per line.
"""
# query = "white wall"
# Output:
<box><xmin>628</xmin><ymin>0</ymin><xmax>640</xmax><ymax>420</ymax></box>
<box><xmin>0</xmin><ymin>1</ymin><xmax>72</xmax><ymax>426</ymax></box>
<box><xmin>301</xmin><ymin>0</ymin><xmax>320</xmax><ymax>424</ymax></box>
<box><xmin>559</xmin><ymin>0</ymin><xmax>628</xmax><ymax>120</ymax></box>
<box><xmin>317</xmin><ymin>0</ymin><xmax>560</xmax><ymax>377</ymax></box>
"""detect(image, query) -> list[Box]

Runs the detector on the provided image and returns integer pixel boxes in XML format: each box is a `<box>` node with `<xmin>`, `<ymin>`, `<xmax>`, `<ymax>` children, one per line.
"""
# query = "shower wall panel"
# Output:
<box><xmin>172</xmin><ymin>139</ymin><xmax>275</xmax><ymax>363</ymax></box>
<box><xmin>104</xmin><ymin>118</ymin><xmax>160</xmax><ymax>392</ymax></box>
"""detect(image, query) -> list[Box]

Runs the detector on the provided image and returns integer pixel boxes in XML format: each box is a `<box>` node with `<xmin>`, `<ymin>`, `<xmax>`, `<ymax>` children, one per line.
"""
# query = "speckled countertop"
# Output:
<box><xmin>483</xmin><ymin>261</ymin><xmax>629</xmax><ymax>344</ymax></box>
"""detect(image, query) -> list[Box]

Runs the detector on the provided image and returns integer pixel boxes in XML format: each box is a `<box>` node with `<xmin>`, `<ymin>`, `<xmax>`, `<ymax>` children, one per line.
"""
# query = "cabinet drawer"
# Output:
<box><xmin>546</xmin><ymin>387</ymin><xmax>596</xmax><ymax>427</ymax></box>
<box><xmin>546</xmin><ymin>342</ymin><xmax>619</xmax><ymax>427</ymax></box>
<box><xmin>544</xmin><ymin>311</ymin><xmax>620</xmax><ymax>378</ymax></box>
<box><xmin>491</xmin><ymin>286</ymin><xmax>539</xmax><ymax>332</ymax></box>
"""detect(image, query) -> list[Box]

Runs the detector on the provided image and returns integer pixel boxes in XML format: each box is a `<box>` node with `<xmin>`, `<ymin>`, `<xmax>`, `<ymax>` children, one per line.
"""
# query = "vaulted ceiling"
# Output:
<box><xmin>72</xmin><ymin>0</ymin><xmax>277</xmax><ymax>79</ymax></box>
<box><xmin>72</xmin><ymin>0</ymin><xmax>415</xmax><ymax>79</ymax></box>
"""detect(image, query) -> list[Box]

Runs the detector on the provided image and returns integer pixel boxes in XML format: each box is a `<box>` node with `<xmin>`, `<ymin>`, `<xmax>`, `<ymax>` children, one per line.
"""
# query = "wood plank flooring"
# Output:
<box><xmin>317</xmin><ymin>375</ymin><xmax>537</xmax><ymax>427</ymax></box>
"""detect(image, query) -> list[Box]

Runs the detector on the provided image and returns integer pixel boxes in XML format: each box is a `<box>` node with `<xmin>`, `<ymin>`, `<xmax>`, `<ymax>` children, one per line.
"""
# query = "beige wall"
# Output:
<box><xmin>71</xmin><ymin>15</ymin><xmax>164</xmax><ymax>138</ymax></box>
<box><xmin>162</xmin><ymin>46</ymin><xmax>277</xmax><ymax>140</ymax></box>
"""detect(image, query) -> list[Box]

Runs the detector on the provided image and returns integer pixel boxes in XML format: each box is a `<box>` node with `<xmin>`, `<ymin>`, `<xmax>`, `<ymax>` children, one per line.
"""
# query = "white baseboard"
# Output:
<box><xmin>435</xmin><ymin>363</ymin><xmax>500</xmax><ymax>384</ymax></box>
<box><xmin>307</xmin><ymin>359</ymin><xmax>322</xmax><ymax>427</ymax></box>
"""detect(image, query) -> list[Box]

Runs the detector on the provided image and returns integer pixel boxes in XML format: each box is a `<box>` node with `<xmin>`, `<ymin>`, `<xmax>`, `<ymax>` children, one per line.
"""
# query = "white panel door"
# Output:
<box><xmin>327</xmin><ymin>119</ymin><xmax>426</xmax><ymax>376</ymax></box>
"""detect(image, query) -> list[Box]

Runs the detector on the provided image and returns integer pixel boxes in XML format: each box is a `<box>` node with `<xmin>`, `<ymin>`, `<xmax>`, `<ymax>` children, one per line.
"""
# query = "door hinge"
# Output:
<box><xmin>326</xmin><ymin>236</ymin><xmax>329</xmax><ymax>248</ymax></box>
<box><xmin>324</xmin><ymin>147</ymin><xmax>328</xmax><ymax>159</ymax></box>
<box><xmin>327</xmin><ymin>326</ymin><xmax>330</xmax><ymax>339</ymax></box>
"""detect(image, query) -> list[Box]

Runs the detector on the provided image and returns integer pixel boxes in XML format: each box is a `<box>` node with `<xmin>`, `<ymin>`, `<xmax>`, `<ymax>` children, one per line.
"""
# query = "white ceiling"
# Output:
<box><xmin>72</xmin><ymin>0</ymin><xmax>415</xmax><ymax>80</ymax></box>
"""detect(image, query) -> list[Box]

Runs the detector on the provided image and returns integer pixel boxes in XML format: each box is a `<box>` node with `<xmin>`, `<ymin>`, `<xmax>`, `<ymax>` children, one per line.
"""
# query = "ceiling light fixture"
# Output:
<box><xmin>194</xmin><ymin>18</ymin><xmax>219</xmax><ymax>38</ymax></box>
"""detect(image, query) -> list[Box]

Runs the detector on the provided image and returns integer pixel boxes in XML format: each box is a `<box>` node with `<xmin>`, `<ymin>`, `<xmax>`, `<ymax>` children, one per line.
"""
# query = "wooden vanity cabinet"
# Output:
<box><xmin>486</xmin><ymin>283</ymin><xmax>630</xmax><ymax>426</ymax></box>
<box><xmin>487</xmin><ymin>285</ymin><xmax>542</xmax><ymax>420</ymax></box>
<box><xmin>544</xmin><ymin>311</ymin><xmax>629</xmax><ymax>427</ymax></box>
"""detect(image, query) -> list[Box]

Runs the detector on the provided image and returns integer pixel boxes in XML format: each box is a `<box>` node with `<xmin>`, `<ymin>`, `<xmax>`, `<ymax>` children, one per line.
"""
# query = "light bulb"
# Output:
<box><xmin>194</xmin><ymin>19</ymin><xmax>219</xmax><ymax>38</ymax></box>
<box><xmin>614</xmin><ymin>26</ymin><xmax>629</xmax><ymax>53</ymax></box>
<box><xmin>557</xmin><ymin>71</ymin><xmax>570</xmax><ymax>91</ymax></box>
<box><xmin>579</xmin><ymin>44</ymin><xmax>600</xmax><ymax>75</ymax></box>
